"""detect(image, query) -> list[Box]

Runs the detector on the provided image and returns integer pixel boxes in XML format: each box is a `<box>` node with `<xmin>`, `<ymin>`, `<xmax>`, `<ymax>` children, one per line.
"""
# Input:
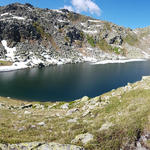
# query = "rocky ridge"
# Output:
<box><xmin>0</xmin><ymin>3</ymin><xmax>150</xmax><ymax>70</ymax></box>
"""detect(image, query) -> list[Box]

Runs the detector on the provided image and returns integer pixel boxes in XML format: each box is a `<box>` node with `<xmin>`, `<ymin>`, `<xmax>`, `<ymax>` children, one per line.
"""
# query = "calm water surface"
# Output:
<box><xmin>0</xmin><ymin>60</ymin><xmax>150</xmax><ymax>102</ymax></box>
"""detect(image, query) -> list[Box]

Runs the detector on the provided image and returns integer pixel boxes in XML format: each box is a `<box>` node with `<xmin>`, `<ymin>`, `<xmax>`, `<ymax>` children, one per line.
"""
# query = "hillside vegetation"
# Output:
<box><xmin>1</xmin><ymin>77</ymin><xmax>150</xmax><ymax>149</ymax></box>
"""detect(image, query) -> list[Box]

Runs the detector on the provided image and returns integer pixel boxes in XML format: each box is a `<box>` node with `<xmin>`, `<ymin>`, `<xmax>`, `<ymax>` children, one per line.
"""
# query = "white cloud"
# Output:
<box><xmin>64</xmin><ymin>5</ymin><xmax>74</xmax><ymax>11</ymax></box>
<box><xmin>64</xmin><ymin>0</ymin><xmax>101</xmax><ymax>16</ymax></box>
<box><xmin>84</xmin><ymin>0</ymin><xmax>101</xmax><ymax>16</ymax></box>
<box><xmin>72</xmin><ymin>0</ymin><xmax>88</xmax><ymax>12</ymax></box>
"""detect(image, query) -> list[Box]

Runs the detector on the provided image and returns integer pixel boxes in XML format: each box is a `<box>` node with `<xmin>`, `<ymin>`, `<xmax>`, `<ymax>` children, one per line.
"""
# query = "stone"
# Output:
<box><xmin>88</xmin><ymin>105</ymin><xmax>96</xmax><ymax>110</ymax></box>
<box><xmin>21</xmin><ymin>104</ymin><xmax>33</xmax><ymax>109</ymax></box>
<box><xmin>0</xmin><ymin>142</ymin><xmax>42</xmax><ymax>150</ymax></box>
<box><xmin>82</xmin><ymin>110</ymin><xmax>90</xmax><ymax>117</ymax></box>
<box><xmin>18</xmin><ymin>126</ymin><xmax>26</xmax><ymax>132</ymax></box>
<box><xmin>37</xmin><ymin>122</ymin><xmax>45</xmax><ymax>126</ymax></box>
<box><xmin>60</xmin><ymin>103</ymin><xmax>69</xmax><ymax>109</ymax></box>
<box><xmin>36</xmin><ymin>142</ymin><xmax>84</xmax><ymax>150</ymax></box>
<box><xmin>99</xmin><ymin>122</ymin><xmax>113</xmax><ymax>131</ymax></box>
<box><xmin>0</xmin><ymin>103</ymin><xmax>5</xmax><ymax>108</ymax></box>
<box><xmin>67</xmin><ymin>118</ymin><xmax>77</xmax><ymax>123</ymax></box>
<box><xmin>91</xmin><ymin>96</ymin><xmax>101</xmax><ymax>102</ymax></box>
<box><xmin>34</xmin><ymin>104</ymin><xmax>45</xmax><ymax>109</ymax></box>
<box><xmin>81</xmin><ymin>96</ymin><xmax>89</xmax><ymax>102</ymax></box>
<box><xmin>56</xmin><ymin>113</ymin><xmax>60</xmax><ymax>117</ymax></box>
<box><xmin>101</xmin><ymin>95</ymin><xmax>111</xmax><ymax>101</ymax></box>
<box><xmin>24</xmin><ymin>110</ymin><xmax>31</xmax><ymax>115</ymax></box>
<box><xmin>72</xmin><ymin>133</ymin><xmax>93</xmax><ymax>144</ymax></box>
<box><xmin>82</xmin><ymin>105</ymin><xmax>87</xmax><ymax>111</ymax></box>
<box><xmin>66</xmin><ymin>108</ymin><xmax>79</xmax><ymax>116</ymax></box>
<box><xmin>0</xmin><ymin>142</ymin><xmax>85</xmax><ymax>150</ymax></box>
<box><xmin>38</xmin><ymin>63</ymin><xmax>45</xmax><ymax>68</ymax></box>
<box><xmin>48</xmin><ymin>104</ymin><xmax>57</xmax><ymax>109</ymax></box>
<box><xmin>30</xmin><ymin>125</ymin><xmax>36</xmax><ymax>128</ymax></box>
<box><xmin>142</xmin><ymin>76</ymin><xmax>150</xmax><ymax>80</ymax></box>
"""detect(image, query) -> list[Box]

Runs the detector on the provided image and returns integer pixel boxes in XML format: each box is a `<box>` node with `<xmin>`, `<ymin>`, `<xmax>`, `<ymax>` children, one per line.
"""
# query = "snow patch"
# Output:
<box><xmin>83</xmin><ymin>30</ymin><xmax>98</xmax><ymax>34</ymax></box>
<box><xmin>57</xmin><ymin>19</ymin><xmax>69</xmax><ymax>23</ymax></box>
<box><xmin>30</xmin><ymin>56</ymin><xmax>43</xmax><ymax>65</ymax></box>
<box><xmin>142</xmin><ymin>51</ymin><xmax>150</xmax><ymax>58</ymax></box>
<box><xmin>80</xmin><ymin>53</ymin><xmax>97</xmax><ymax>62</ymax></box>
<box><xmin>87</xmin><ymin>47</ymin><xmax>94</xmax><ymax>51</ymax></box>
<box><xmin>88</xmin><ymin>20</ymin><xmax>101</xmax><ymax>23</ymax></box>
<box><xmin>0</xmin><ymin>13</ymin><xmax>25</xmax><ymax>20</ymax></box>
<box><xmin>95</xmin><ymin>25</ymin><xmax>102</xmax><ymax>27</ymax></box>
<box><xmin>0</xmin><ymin>13</ymin><xmax>11</xmax><ymax>16</ymax></box>
<box><xmin>0</xmin><ymin>62</ymin><xmax>28</xmax><ymax>72</ymax></box>
<box><xmin>52</xmin><ymin>9</ymin><xmax>64</xmax><ymax>14</ymax></box>
<box><xmin>12</xmin><ymin>16</ymin><xmax>25</xmax><ymax>20</ymax></box>
<box><xmin>1</xmin><ymin>40</ymin><xmax>16</xmax><ymax>61</ymax></box>
<box><xmin>83</xmin><ymin>56</ymin><xmax>97</xmax><ymax>62</ymax></box>
<box><xmin>92</xmin><ymin>59</ymin><xmax>146</xmax><ymax>65</ymax></box>
<box><xmin>81</xmin><ymin>22</ymin><xmax>86</xmax><ymax>27</ymax></box>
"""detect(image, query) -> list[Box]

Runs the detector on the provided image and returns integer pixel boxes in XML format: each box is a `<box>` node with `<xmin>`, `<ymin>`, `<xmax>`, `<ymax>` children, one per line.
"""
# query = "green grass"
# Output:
<box><xmin>104</xmin><ymin>22</ymin><xmax>112</xmax><ymax>31</ymax></box>
<box><xmin>33</xmin><ymin>22</ymin><xmax>59</xmax><ymax>50</ymax></box>
<box><xmin>113</xmin><ymin>47</ymin><xmax>120</xmax><ymax>54</ymax></box>
<box><xmin>33</xmin><ymin>22</ymin><xmax>45</xmax><ymax>37</ymax></box>
<box><xmin>0</xmin><ymin>61</ymin><xmax>12</xmax><ymax>66</ymax></box>
<box><xmin>64</xmin><ymin>36</ymin><xmax>70</xmax><ymax>42</ymax></box>
<box><xmin>97</xmin><ymin>39</ymin><xmax>126</xmax><ymax>55</ymax></box>
<box><xmin>86</xmin><ymin>35</ymin><xmax>95</xmax><ymax>47</ymax></box>
<box><xmin>1</xmin><ymin>79</ymin><xmax>150</xmax><ymax>149</ymax></box>
<box><xmin>68</xmin><ymin>12</ymin><xmax>90</xmax><ymax>24</ymax></box>
<box><xmin>97</xmin><ymin>39</ymin><xmax>113</xmax><ymax>51</ymax></box>
<box><xmin>124</xmin><ymin>34</ymin><xmax>139</xmax><ymax>46</ymax></box>
<box><xmin>84</xmin><ymin>89</ymin><xmax>150</xmax><ymax>149</ymax></box>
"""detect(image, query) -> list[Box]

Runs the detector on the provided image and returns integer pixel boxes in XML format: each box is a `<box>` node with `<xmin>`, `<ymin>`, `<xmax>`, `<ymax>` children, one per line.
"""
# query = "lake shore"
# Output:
<box><xmin>1</xmin><ymin>60</ymin><xmax>150</xmax><ymax>102</ymax></box>
<box><xmin>91</xmin><ymin>58</ymin><xmax>147</xmax><ymax>65</ymax></box>
<box><xmin>0</xmin><ymin>58</ymin><xmax>147</xmax><ymax>72</ymax></box>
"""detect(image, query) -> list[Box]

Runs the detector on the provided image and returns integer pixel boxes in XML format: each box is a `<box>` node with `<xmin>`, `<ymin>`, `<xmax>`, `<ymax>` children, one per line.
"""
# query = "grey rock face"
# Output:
<box><xmin>0</xmin><ymin>2</ymin><xmax>149</xmax><ymax>69</ymax></box>
<box><xmin>0</xmin><ymin>142</ymin><xmax>85</xmax><ymax>150</ymax></box>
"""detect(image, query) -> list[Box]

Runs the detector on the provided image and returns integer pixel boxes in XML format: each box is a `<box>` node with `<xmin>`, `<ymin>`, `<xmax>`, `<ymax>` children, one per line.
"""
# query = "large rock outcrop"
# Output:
<box><xmin>0</xmin><ymin>3</ymin><xmax>149</xmax><ymax>68</ymax></box>
<box><xmin>0</xmin><ymin>142</ymin><xmax>84</xmax><ymax>150</ymax></box>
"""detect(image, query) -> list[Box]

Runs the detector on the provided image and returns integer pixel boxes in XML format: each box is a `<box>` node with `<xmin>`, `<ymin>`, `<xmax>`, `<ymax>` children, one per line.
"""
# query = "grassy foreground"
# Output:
<box><xmin>0</xmin><ymin>77</ymin><xmax>150</xmax><ymax>149</ymax></box>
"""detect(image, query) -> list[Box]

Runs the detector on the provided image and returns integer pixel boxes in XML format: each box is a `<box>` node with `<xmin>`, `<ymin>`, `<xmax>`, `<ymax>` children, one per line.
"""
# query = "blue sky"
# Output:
<box><xmin>0</xmin><ymin>0</ymin><xmax>150</xmax><ymax>29</ymax></box>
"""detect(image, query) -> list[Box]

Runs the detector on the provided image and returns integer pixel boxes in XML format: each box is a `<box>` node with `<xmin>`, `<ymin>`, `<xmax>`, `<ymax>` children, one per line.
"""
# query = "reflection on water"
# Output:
<box><xmin>0</xmin><ymin>61</ymin><xmax>150</xmax><ymax>102</ymax></box>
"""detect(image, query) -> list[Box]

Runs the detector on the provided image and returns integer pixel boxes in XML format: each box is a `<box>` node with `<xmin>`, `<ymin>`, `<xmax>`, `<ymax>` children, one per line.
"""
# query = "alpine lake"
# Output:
<box><xmin>0</xmin><ymin>60</ymin><xmax>150</xmax><ymax>102</ymax></box>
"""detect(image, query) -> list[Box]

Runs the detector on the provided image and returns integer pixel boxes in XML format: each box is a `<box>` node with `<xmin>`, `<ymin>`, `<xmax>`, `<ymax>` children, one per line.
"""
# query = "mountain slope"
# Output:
<box><xmin>0</xmin><ymin>3</ymin><xmax>150</xmax><ymax>69</ymax></box>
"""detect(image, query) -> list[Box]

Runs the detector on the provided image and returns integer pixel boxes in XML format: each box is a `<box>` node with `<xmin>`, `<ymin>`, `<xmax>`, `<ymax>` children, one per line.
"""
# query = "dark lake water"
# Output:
<box><xmin>0</xmin><ymin>60</ymin><xmax>150</xmax><ymax>102</ymax></box>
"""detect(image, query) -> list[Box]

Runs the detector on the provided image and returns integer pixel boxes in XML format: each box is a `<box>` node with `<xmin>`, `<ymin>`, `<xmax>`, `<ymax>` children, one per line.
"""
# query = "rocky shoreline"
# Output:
<box><xmin>0</xmin><ymin>57</ymin><xmax>147</xmax><ymax>72</ymax></box>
